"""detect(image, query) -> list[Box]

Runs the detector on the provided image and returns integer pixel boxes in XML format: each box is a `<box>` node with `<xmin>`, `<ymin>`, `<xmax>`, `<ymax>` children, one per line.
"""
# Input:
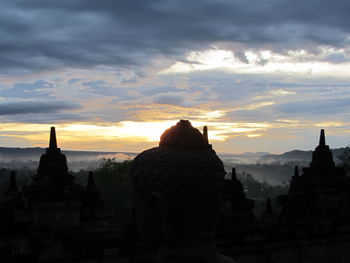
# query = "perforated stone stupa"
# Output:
<box><xmin>0</xmin><ymin>127</ymin><xmax>119</xmax><ymax>262</ymax></box>
<box><xmin>217</xmin><ymin>168</ymin><xmax>255</xmax><ymax>240</ymax></box>
<box><xmin>130</xmin><ymin>120</ymin><xmax>235</xmax><ymax>263</ymax></box>
<box><xmin>279</xmin><ymin>129</ymin><xmax>350</xmax><ymax>226</ymax></box>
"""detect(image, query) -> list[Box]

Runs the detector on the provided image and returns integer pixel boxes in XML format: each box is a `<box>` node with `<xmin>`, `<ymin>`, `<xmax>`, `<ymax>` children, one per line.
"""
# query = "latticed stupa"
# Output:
<box><xmin>217</xmin><ymin>167</ymin><xmax>255</xmax><ymax>240</ymax></box>
<box><xmin>24</xmin><ymin>127</ymin><xmax>83</xmax><ymax>205</ymax></box>
<box><xmin>3</xmin><ymin>124</ymin><xmax>350</xmax><ymax>262</ymax></box>
<box><xmin>130</xmin><ymin>120</ymin><xmax>226</xmax><ymax>240</ymax></box>
<box><xmin>279</xmin><ymin>129</ymin><xmax>350</xmax><ymax>226</ymax></box>
<box><xmin>0</xmin><ymin>127</ymin><xmax>119</xmax><ymax>261</ymax></box>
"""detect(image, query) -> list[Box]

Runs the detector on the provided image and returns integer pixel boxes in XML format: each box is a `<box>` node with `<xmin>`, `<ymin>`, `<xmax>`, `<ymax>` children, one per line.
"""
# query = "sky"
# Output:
<box><xmin>1</xmin><ymin>0</ymin><xmax>350</xmax><ymax>154</ymax></box>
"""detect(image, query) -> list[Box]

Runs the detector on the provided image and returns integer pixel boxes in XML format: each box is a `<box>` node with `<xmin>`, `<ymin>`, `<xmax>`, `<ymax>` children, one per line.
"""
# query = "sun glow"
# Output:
<box><xmin>115</xmin><ymin>121</ymin><xmax>177</xmax><ymax>141</ymax></box>
<box><xmin>0</xmin><ymin>120</ymin><xmax>272</xmax><ymax>150</ymax></box>
<box><xmin>2</xmin><ymin>118</ymin><xmax>347</xmax><ymax>153</ymax></box>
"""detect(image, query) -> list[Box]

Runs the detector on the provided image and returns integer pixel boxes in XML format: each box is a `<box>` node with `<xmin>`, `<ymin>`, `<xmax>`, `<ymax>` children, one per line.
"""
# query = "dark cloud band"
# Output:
<box><xmin>0</xmin><ymin>100</ymin><xmax>80</xmax><ymax>115</ymax></box>
<box><xmin>1</xmin><ymin>0</ymin><xmax>350</xmax><ymax>73</ymax></box>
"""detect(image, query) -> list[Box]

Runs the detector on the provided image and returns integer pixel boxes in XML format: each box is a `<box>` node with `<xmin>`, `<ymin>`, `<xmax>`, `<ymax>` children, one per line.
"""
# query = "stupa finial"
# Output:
<box><xmin>203</xmin><ymin>126</ymin><xmax>209</xmax><ymax>144</ymax></box>
<box><xmin>310</xmin><ymin>129</ymin><xmax>335</xmax><ymax>170</ymax></box>
<box><xmin>49</xmin><ymin>126</ymin><xmax>57</xmax><ymax>149</ymax></box>
<box><xmin>294</xmin><ymin>165</ymin><xmax>299</xmax><ymax>177</ymax></box>
<box><xmin>319</xmin><ymin>129</ymin><xmax>326</xmax><ymax>147</ymax></box>
<box><xmin>231</xmin><ymin>167</ymin><xmax>237</xmax><ymax>181</ymax></box>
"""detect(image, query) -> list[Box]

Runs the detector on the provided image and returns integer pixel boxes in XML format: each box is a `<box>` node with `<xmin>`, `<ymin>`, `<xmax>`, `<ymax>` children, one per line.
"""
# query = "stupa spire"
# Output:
<box><xmin>319</xmin><ymin>129</ymin><xmax>326</xmax><ymax>147</ymax></box>
<box><xmin>310</xmin><ymin>129</ymin><xmax>335</xmax><ymax>171</ymax></box>
<box><xmin>231</xmin><ymin>167</ymin><xmax>237</xmax><ymax>181</ymax></box>
<box><xmin>37</xmin><ymin>127</ymin><xmax>69</xmax><ymax>182</ymax></box>
<box><xmin>294</xmin><ymin>165</ymin><xmax>299</xmax><ymax>177</ymax></box>
<box><xmin>203</xmin><ymin>126</ymin><xmax>209</xmax><ymax>144</ymax></box>
<box><xmin>49</xmin><ymin>126</ymin><xmax>57</xmax><ymax>149</ymax></box>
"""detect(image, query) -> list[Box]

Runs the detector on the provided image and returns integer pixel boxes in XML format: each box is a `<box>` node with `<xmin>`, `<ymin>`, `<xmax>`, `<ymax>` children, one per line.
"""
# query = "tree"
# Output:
<box><xmin>338</xmin><ymin>146</ymin><xmax>350</xmax><ymax>176</ymax></box>
<box><xmin>93</xmin><ymin>158</ymin><xmax>134</xmax><ymax>228</ymax></box>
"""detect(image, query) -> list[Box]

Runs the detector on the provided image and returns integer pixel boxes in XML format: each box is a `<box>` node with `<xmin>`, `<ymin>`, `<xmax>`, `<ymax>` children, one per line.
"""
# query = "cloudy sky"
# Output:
<box><xmin>1</xmin><ymin>0</ymin><xmax>350</xmax><ymax>153</ymax></box>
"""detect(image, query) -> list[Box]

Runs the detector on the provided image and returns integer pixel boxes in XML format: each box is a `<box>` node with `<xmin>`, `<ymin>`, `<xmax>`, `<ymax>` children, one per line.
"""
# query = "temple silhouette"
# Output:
<box><xmin>1</xmin><ymin>123</ymin><xmax>350</xmax><ymax>262</ymax></box>
<box><xmin>279</xmin><ymin>129</ymin><xmax>350</xmax><ymax>227</ymax></box>
<box><xmin>0</xmin><ymin>127</ymin><xmax>119</xmax><ymax>262</ymax></box>
<box><xmin>217</xmin><ymin>129</ymin><xmax>350</xmax><ymax>262</ymax></box>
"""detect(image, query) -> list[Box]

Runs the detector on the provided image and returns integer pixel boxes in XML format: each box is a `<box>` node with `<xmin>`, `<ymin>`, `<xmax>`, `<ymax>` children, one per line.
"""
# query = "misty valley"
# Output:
<box><xmin>0</xmin><ymin>146</ymin><xmax>347</xmax><ymax>222</ymax></box>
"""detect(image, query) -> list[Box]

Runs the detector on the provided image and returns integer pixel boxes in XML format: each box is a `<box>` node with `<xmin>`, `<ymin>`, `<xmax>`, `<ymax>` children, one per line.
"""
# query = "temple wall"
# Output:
<box><xmin>31</xmin><ymin>202</ymin><xmax>81</xmax><ymax>229</ymax></box>
<box><xmin>220</xmin><ymin>230</ymin><xmax>350</xmax><ymax>263</ymax></box>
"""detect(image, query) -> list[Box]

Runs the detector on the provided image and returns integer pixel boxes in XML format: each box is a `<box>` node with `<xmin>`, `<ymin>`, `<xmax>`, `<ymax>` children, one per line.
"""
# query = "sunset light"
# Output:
<box><xmin>1</xmin><ymin>1</ymin><xmax>350</xmax><ymax>154</ymax></box>
<box><xmin>0</xmin><ymin>120</ymin><xmax>275</xmax><ymax>152</ymax></box>
<box><xmin>3</xmin><ymin>2</ymin><xmax>350</xmax><ymax>262</ymax></box>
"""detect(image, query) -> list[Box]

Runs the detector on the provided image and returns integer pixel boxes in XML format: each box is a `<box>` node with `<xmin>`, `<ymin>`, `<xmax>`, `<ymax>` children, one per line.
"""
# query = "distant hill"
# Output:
<box><xmin>0</xmin><ymin>146</ymin><xmax>347</xmax><ymax>186</ymax></box>
<box><xmin>261</xmin><ymin>148</ymin><xmax>345</xmax><ymax>163</ymax></box>
<box><xmin>0</xmin><ymin>147</ymin><xmax>136</xmax><ymax>160</ymax></box>
<box><xmin>0</xmin><ymin>146</ymin><xmax>346</xmax><ymax>172</ymax></box>
<box><xmin>220</xmin><ymin>148</ymin><xmax>347</xmax><ymax>185</ymax></box>
<box><xmin>0</xmin><ymin>146</ymin><xmax>346</xmax><ymax>164</ymax></box>
<box><xmin>0</xmin><ymin>147</ymin><xmax>137</xmax><ymax>170</ymax></box>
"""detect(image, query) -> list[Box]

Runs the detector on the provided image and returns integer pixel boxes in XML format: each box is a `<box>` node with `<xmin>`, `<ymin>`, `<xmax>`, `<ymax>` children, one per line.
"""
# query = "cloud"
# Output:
<box><xmin>2</xmin><ymin>1</ymin><xmax>350</xmax><ymax>153</ymax></box>
<box><xmin>0</xmin><ymin>80</ymin><xmax>56</xmax><ymax>98</ymax></box>
<box><xmin>3</xmin><ymin>113</ymin><xmax>88</xmax><ymax>124</ymax></box>
<box><xmin>1</xmin><ymin>0</ymin><xmax>350</xmax><ymax>74</ymax></box>
<box><xmin>277</xmin><ymin>97</ymin><xmax>350</xmax><ymax>116</ymax></box>
<box><xmin>0</xmin><ymin>99</ymin><xmax>80</xmax><ymax>115</ymax></box>
<box><xmin>152</xmin><ymin>93</ymin><xmax>185</xmax><ymax>106</ymax></box>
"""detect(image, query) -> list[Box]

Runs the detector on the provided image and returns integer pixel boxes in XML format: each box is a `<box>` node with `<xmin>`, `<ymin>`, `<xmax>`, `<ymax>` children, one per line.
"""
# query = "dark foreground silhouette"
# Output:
<box><xmin>130</xmin><ymin>120</ymin><xmax>236</xmax><ymax>263</ymax></box>
<box><xmin>1</xmin><ymin>123</ymin><xmax>350</xmax><ymax>262</ymax></box>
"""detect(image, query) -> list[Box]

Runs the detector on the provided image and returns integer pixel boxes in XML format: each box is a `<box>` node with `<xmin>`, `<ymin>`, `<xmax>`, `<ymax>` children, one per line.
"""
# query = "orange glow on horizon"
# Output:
<box><xmin>0</xmin><ymin>120</ymin><xmax>272</xmax><ymax>151</ymax></box>
<box><xmin>1</xmin><ymin>119</ymin><xmax>347</xmax><ymax>153</ymax></box>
